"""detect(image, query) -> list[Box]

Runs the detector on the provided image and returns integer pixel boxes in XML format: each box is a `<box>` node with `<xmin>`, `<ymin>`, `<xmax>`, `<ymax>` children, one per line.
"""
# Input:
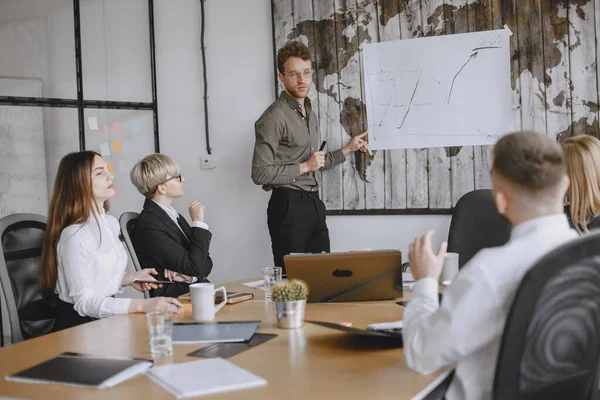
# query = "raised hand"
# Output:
<box><xmin>408</xmin><ymin>231</ymin><xmax>447</xmax><ymax>281</ymax></box>
<box><xmin>188</xmin><ymin>200</ymin><xmax>205</xmax><ymax>222</ymax></box>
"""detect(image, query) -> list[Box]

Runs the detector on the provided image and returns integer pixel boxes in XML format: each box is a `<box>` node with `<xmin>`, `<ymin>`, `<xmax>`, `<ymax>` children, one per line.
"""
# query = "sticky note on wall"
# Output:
<box><xmin>112</xmin><ymin>139</ymin><xmax>123</xmax><ymax>153</ymax></box>
<box><xmin>131</xmin><ymin>120</ymin><xmax>140</xmax><ymax>133</ymax></box>
<box><xmin>107</xmin><ymin>162</ymin><xmax>115</xmax><ymax>175</ymax></box>
<box><xmin>100</xmin><ymin>142</ymin><xmax>111</xmax><ymax>156</ymax></box>
<box><xmin>113</xmin><ymin>122</ymin><xmax>122</xmax><ymax>135</ymax></box>
<box><xmin>123</xmin><ymin>142</ymin><xmax>133</xmax><ymax>155</ymax></box>
<box><xmin>88</xmin><ymin>117</ymin><xmax>99</xmax><ymax>130</ymax></box>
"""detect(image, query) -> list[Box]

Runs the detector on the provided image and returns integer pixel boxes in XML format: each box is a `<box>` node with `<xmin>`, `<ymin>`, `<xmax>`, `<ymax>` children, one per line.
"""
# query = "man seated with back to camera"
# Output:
<box><xmin>403</xmin><ymin>131</ymin><xmax>578</xmax><ymax>399</ymax></box>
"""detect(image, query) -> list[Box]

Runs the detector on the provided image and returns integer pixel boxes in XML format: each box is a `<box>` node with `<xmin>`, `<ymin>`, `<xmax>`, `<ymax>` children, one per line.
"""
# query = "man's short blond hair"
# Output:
<box><xmin>130</xmin><ymin>153</ymin><xmax>180</xmax><ymax>199</ymax></box>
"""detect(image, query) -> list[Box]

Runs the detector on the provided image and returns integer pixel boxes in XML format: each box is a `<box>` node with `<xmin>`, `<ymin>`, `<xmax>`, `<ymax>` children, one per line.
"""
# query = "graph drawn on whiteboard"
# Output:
<box><xmin>363</xmin><ymin>29</ymin><xmax>516</xmax><ymax>150</ymax></box>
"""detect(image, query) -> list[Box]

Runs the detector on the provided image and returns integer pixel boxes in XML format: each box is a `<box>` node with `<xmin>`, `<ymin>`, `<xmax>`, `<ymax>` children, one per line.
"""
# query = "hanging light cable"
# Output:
<box><xmin>200</xmin><ymin>0</ymin><xmax>211</xmax><ymax>154</ymax></box>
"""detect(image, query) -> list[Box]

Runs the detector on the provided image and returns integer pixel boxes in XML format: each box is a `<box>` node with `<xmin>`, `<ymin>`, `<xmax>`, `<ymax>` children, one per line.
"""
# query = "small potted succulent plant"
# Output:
<box><xmin>271</xmin><ymin>279</ymin><xmax>309</xmax><ymax>329</ymax></box>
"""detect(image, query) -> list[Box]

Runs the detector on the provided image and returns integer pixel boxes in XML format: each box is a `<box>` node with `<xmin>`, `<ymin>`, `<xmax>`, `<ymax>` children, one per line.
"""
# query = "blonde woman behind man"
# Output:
<box><xmin>563</xmin><ymin>134</ymin><xmax>600</xmax><ymax>232</ymax></box>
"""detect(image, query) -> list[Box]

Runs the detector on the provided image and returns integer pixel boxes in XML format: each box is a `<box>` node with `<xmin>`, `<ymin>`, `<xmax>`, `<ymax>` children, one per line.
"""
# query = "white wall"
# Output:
<box><xmin>329</xmin><ymin>215</ymin><xmax>451</xmax><ymax>255</ymax></box>
<box><xmin>154</xmin><ymin>0</ymin><xmax>274</xmax><ymax>283</ymax></box>
<box><xmin>153</xmin><ymin>0</ymin><xmax>451</xmax><ymax>283</ymax></box>
<box><xmin>0</xmin><ymin>0</ymin><xmax>452</xmax><ymax>288</ymax></box>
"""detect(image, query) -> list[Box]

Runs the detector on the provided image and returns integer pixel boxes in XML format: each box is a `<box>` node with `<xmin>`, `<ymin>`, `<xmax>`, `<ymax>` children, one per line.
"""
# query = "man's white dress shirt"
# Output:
<box><xmin>403</xmin><ymin>214</ymin><xmax>578</xmax><ymax>399</ymax></box>
<box><xmin>56</xmin><ymin>212</ymin><xmax>132</xmax><ymax>318</ymax></box>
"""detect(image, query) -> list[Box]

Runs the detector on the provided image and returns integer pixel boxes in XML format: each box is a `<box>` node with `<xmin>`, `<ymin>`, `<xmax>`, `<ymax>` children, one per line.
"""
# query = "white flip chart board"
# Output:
<box><xmin>363</xmin><ymin>29</ymin><xmax>516</xmax><ymax>150</ymax></box>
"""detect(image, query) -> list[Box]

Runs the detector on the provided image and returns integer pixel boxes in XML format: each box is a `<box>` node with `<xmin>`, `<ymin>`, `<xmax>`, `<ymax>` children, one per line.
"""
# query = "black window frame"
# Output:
<box><xmin>0</xmin><ymin>0</ymin><xmax>160</xmax><ymax>152</ymax></box>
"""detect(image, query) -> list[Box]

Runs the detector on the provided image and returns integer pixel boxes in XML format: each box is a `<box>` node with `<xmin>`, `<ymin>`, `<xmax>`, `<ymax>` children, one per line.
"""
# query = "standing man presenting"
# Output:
<box><xmin>252</xmin><ymin>41</ymin><xmax>367</xmax><ymax>272</ymax></box>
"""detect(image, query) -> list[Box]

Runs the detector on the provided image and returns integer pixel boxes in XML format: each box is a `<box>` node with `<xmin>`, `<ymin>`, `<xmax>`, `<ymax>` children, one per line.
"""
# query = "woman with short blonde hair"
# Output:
<box><xmin>563</xmin><ymin>134</ymin><xmax>600</xmax><ymax>232</ymax></box>
<box><xmin>130</xmin><ymin>154</ymin><xmax>213</xmax><ymax>298</ymax></box>
<box><xmin>130</xmin><ymin>153</ymin><xmax>180</xmax><ymax>199</ymax></box>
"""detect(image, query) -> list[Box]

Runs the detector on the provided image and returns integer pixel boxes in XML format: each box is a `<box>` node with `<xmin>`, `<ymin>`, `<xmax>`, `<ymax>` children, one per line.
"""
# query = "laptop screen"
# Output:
<box><xmin>284</xmin><ymin>250</ymin><xmax>403</xmax><ymax>303</ymax></box>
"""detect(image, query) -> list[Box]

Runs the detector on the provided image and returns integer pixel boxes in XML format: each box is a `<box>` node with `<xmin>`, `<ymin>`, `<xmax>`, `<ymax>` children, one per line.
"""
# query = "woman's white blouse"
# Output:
<box><xmin>56</xmin><ymin>212</ymin><xmax>132</xmax><ymax>318</ymax></box>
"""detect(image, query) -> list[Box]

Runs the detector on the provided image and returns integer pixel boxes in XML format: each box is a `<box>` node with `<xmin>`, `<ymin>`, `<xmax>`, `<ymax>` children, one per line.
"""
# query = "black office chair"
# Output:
<box><xmin>118</xmin><ymin>211</ymin><xmax>149</xmax><ymax>299</ymax></box>
<box><xmin>494</xmin><ymin>231</ymin><xmax>600</xmax><ymax>400</ymax></box>
<box><xmin>447</xmin><ymin>189</ymin><xmax>512</xmax><ymax>268</ymax></box>
<box><xmin>0</xmin><ymin>213</ymin><xmax>55</xmax><ymax>346</ymax></box>
<box><xmin>403</xmin><ymin>189</ymin><xmax>511</xmax><ymax>272</ymax></box>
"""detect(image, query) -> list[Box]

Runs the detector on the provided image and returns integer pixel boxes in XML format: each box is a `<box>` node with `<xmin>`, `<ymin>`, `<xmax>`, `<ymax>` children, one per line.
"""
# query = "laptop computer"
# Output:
<box><xmin>284</xmin><ymin>250</ymin><xmax>403</xmax><ymax>303</ymax></box>
<box><xmin>306</xmin><ymin>321</ymin><xmax>403</xmax><ymax>347</ymax></box>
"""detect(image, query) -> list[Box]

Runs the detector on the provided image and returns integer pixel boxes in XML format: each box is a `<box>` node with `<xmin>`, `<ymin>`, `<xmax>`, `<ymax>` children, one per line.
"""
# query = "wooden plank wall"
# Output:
<box><xmin>272</xmin><ymin>0</ymin><xmax>600</xmax><ymax>213</ymax></box>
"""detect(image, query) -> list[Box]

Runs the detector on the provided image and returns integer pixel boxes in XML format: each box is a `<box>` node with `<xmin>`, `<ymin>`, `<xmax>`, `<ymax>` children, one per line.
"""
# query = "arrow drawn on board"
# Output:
<box><xmin>447</xmin><ymin>51</ymin><xmax>478</xmax><ymax>104</ymax></box>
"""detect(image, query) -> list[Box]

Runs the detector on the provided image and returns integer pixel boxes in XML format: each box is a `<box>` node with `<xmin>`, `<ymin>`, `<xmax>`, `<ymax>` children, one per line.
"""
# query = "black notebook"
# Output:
<box><xmin>5</xmin><ymin>352</ymin><xmax>152</xmax><ymax>388</ymax></box>
<box><xmin>187</xmin><ymin>333</ymin><xmax>278</xmax><ymax>358</ymax></box>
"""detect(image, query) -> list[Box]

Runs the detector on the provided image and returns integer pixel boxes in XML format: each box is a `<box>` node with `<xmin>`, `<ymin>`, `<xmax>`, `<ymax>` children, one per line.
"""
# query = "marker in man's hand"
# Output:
<box><xmin>319</xmin><ymin>141</ymin><xmax>327</xmax><ymax>151</ymax></box>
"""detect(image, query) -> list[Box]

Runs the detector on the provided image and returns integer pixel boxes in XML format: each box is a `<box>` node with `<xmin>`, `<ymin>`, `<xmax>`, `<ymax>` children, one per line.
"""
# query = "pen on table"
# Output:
<box><xmin>319</xmin><ymin>141</ymin><xmax>327</xmax><ymax>151</ymax></box>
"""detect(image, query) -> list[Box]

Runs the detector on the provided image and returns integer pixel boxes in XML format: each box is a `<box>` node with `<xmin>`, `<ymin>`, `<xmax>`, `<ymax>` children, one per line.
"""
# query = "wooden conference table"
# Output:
<box><xmin>0</xmin><ymin>280</ymin><xmax>445</xmax><ymax>400</ymax></box>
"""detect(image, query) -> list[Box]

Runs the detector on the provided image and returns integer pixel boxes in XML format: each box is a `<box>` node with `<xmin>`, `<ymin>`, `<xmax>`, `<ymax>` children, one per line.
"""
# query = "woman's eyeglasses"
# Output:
<box><xmin>164</xmin><ymin>174</ymin><xmax>182</xmax><ymax>183</ymax></box>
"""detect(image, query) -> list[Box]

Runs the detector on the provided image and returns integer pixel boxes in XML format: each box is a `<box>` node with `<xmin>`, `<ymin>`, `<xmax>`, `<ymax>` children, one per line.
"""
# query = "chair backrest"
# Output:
<box><xmin>0</xmin><ymin>213</ymin><xmax>55</xmax><ymax>345</ymax></box>
<box><xmin>494</xmin><ymin>231</ymin><xmax>600</xmax><ymax>400</ymax></box>
<box><xmin>448</xmin><ymin>189</ymin><xmax>512</xmax><ymax>268</ymax></box>
<box><xmin>118</xmin><ymin>212</ymin><xmax>149</xmax><ymax>299</ymax></box>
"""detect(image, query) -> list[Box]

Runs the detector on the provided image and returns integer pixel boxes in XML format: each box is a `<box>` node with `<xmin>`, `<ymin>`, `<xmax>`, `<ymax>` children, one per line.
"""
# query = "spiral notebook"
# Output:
<box><xmin>146</xmin><ymin>358</ymin><xmax>266</xmax><ymax>398</ymax></box>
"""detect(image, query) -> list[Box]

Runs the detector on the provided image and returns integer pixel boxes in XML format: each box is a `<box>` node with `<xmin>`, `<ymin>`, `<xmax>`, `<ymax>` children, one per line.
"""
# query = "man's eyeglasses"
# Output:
<box><xmin>164</xmin><ymin>174</ymin><xmax>182</xmax><ymax>184</ymax></box>
<box><xmin>284</xmin><ymin>69</ymin><xmax>314</xmax><ymax>80</ymax></box>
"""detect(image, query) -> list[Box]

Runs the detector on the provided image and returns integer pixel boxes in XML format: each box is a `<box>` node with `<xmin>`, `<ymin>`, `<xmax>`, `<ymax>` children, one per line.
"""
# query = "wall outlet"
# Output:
<box><xmin>201</xmin><ymin>154</ymin><xmax>217</xmax><ymax>170</ymax></box>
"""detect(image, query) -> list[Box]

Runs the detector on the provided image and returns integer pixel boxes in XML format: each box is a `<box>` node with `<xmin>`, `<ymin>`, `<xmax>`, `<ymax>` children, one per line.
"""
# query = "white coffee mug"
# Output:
<box><xmin>440</xmin><ymin>252</ymin><xmax>459</xmax><ymax>284</ymax></box>
<box><xmin>190</xmin><ymin>283</ymin><xmax>227</xmax><ymax>321</ymax></box>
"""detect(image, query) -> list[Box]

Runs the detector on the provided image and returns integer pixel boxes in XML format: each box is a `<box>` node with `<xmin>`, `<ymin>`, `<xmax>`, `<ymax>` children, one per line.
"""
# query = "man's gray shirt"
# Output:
<box><xmin>252</xmin><ymin>91</ymin><xmax>345</xmax><ymax>192</ymax></box>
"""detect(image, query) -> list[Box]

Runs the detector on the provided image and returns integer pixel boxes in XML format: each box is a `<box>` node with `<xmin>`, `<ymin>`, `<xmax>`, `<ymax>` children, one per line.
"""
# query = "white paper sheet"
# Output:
<box><xmin>363</xmin><ymin>29</ymin><xmax>516</xmax><ymax>150</ymax></box>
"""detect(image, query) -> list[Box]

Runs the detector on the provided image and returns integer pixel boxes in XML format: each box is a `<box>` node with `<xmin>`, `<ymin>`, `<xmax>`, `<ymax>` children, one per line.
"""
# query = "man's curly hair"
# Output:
<box><xmin>277</xmin><ymin>41</ymin><xmax>312</xmax><ymax>74</ymax></box>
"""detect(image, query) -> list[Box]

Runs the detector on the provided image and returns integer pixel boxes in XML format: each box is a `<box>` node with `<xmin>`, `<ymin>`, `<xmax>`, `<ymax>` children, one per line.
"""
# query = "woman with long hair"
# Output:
<box><xmin>41</xmin><ymin>151</ymin><xmax>182</xmax><ymax>331</ymax></box>
<box><xmin>563</xmin><ymin>134</ymin><xmax>600</xmax><ymax>232</ymax></box>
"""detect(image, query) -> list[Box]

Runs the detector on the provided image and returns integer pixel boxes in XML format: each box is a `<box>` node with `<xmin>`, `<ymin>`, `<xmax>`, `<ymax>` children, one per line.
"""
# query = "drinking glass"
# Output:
<box><xmin>262</xmin><ymin>266</ymin><xmax>283</xmax><ymax>301</ymax></box>
<box><xmin>146</xmin><ymin>311</ymin><xmax>173</xmax><ymax>358</ymax></box>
